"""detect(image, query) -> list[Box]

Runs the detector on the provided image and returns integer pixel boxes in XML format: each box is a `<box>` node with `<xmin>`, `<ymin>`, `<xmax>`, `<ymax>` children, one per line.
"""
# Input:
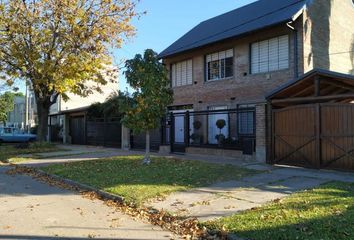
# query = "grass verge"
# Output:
<box><xmin>41</xmin><ymin>156</ymin><xmax>258</xmax><ymax>206</ymax></box>
<box><xmin>0</xmin><ymin>142</ymin><xmax>60</xmax><ymax>163</ymax></box>
<box><xmin>204</xmin><ymin>181</ymin><xmax>354</xmax><ymax>240</ymax></box>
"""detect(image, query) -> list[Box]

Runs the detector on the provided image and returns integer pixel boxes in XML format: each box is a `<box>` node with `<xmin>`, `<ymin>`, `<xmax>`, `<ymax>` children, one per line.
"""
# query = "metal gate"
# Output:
<box><xmin>169</xmin><ymin>108</ymin><xmax>256</xmax><ymax>154</ymax></box>
<box><xmin>272</xmin><ymin>103</ymin><xmax>354</xmax><ymax>171</ymax></box>
<box><xmin>69</xmin><ymin>116</ymin><xmax>85</xmax><ymax>145</ymax></box>
<box><xmin>86</xmin><ymin>118</ymin><xmax>122</xmax><ymax>147</ymax></box>
<box><xmin>130</xmin><ymin>128</ymin><xmax>161</xmax><ymax>152</ymax></box>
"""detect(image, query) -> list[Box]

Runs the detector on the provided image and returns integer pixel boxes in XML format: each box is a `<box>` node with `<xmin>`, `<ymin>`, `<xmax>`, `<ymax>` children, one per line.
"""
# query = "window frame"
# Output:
<box><xmin>170</xmin><ymin>59</ymin><xmax>193</xmax><ymax>88</ymax></box>
<box><xmin>249</xmin><ymin>35</ymin><xmax>290</xmax><ymax>75</ymax></box>
<box><xmin>205</xmin><ymin>49</ymin><xmax>234</xmax><ymax>82</ymax></box>
<box><xmin>237</xmin><ymin>104</ymin><xmax>255</xmax><ymax>136</ymax></box>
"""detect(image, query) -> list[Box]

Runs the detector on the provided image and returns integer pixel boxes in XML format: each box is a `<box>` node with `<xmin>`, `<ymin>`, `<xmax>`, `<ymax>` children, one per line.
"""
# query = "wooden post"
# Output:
<box><xmin>266</xmin><ymin>102</ymin><xmax>273</xmax><ymax>164</ymax></box>
<box><xmin>315</xmin><ymin>103</ymin><xmax>322</xmax><ymax>169</ymax></box>
<box><xmin>314</xmin><ymin>76</ymin><xmax>321</xmax><ymax>97</ymax></box>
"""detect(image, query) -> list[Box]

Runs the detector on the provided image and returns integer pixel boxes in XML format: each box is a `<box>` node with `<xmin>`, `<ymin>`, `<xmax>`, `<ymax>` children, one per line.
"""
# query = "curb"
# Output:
<box><xmin>35</xmin><ymin>169</ymin><xmax>125</xmax><ymax>203</ymax></box>
<box><xmin>33</xmin><ymin>168</ymin><xmax>240</xmax><ymax>240</ymax></box>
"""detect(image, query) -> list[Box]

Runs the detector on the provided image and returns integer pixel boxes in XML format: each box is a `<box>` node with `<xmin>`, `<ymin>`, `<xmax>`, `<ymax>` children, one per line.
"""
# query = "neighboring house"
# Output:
<box><xmin>158</xmin><ymin>0</ymin><xmax>354</xmax><ymax>164</ymax></box>
<box><xmin>5</xmin><ymin>92</ymin><xmax>37</xmax><ymax>129</ymax></box>
<box><xmin>48</xmin><ymin>65</ymin><xmax>119</xmax><ymax>144</ymax></box>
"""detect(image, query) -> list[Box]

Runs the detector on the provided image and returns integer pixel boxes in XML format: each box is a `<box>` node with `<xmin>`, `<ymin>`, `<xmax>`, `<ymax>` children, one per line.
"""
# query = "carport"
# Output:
<box><xmin>267</xmin><ymin>69</ymin><xmax>354</xmax><ymax>171</ymax></box>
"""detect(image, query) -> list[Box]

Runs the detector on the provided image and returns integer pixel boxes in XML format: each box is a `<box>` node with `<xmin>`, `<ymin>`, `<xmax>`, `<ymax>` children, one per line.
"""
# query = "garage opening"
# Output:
<box><xmin>267</xmin><ymin>69</ymin><xmax>354</xmax><ymax>171</ymax></box>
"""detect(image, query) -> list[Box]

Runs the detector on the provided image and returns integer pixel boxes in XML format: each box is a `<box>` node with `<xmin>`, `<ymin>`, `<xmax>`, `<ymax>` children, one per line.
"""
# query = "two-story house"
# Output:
<box><xmin>159</xmin><ymin>0</ymin><xmax>354</xmax><ymax>165</ymax></box>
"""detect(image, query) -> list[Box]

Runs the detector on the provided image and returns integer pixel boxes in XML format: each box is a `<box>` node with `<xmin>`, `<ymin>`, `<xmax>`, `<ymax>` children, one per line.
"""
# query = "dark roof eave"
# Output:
<box><xmin>266</xmin><ymin>69</ymin><xmax>354</xmax><ymax>100</ymax></box>
<box><xmin>49</xmin><ymin>106</ymin><xmax>90</xmax><ymax>116</ymax></box>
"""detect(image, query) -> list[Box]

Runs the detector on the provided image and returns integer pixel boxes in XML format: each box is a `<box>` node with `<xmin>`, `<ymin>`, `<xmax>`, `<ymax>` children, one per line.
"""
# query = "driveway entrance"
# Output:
<box><xmin>268</xmin><ymin>69</ymin><xmax>354</xmax><ymax>171</ymax></box>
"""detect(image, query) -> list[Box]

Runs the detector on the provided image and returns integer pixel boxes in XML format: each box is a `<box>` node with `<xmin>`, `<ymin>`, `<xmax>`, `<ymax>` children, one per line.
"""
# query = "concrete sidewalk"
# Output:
<box><xmin>18</xmin><ymin>145</ymin><xmax>142</xmax><ymax>168</ymax></box>
<box><xmin>147</xmin><ymin>166</ymin><xmax>354</xmax><ymax>221</ymax></box>
<box><xmin>0</xmin><ymin>166</ymin><xmax>178</xmax><ymax>240</ymax></box>
<box><xmin>15</xmin><ymin>144</ymin><xmax>354</xmax><ymax>223</ymax></box>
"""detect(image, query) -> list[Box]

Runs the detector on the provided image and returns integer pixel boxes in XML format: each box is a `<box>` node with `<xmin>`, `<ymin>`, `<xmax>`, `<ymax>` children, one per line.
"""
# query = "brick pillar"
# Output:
<box><xmin>255</xmin><ymin>104</ymin><xmax>266</xmax><ymax>162</ymax></box>
<box><xmin>121</xmin><ymin>126</ymin><xmax>131</xmax><ymax>150</ymax></box>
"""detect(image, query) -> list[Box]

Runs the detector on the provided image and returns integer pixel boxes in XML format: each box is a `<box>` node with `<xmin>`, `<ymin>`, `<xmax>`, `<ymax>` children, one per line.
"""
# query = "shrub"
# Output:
<box><xmin>216</xmin><ymin>119</ymin><xmax>226</xmax><ymax>130</ymax></box>
<box><xmin>193</xmin><ymin>120</ymin><xmax>202</xmax><ymax>130</ymax></box>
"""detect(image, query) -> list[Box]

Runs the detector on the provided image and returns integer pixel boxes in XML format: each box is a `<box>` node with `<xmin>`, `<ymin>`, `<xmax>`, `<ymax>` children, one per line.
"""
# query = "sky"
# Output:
<box><xmin>114</xmin><ymin>0</ymin><xmax>257</xmax><ymax>92</ymax></box>
<box><xmin>10</xmin><ymin>0</ymin><xmax>257</xmax><ymax>94</ymax></box>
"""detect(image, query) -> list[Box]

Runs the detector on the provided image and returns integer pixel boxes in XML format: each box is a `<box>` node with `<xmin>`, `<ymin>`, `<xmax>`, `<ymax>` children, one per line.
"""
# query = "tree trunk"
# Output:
<box><xmin>143</xmin><ymin>130</ymin><xmax>151</xmax><ymax>164</ymax></box>
<box><xmin>36</xmin><ymin>101</ymin><xmax>50</xmax><ymax>142</ymax></box>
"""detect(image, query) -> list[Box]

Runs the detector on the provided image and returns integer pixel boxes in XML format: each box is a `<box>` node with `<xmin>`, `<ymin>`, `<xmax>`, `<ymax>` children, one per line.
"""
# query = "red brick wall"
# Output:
<box><xmin>163</xmin><ymin>24</ymin><xmax>303</xmax><ymax>111</ymax></box>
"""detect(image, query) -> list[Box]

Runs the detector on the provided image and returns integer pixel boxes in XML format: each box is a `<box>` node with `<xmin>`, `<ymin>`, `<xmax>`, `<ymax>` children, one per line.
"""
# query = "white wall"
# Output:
<box><xmin>50</xmin><ymin>66</ymin><xmax>119</xmax><ymax>114</ymax></box>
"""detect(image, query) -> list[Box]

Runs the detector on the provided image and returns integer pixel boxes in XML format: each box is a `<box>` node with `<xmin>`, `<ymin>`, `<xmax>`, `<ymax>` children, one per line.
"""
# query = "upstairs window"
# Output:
<box><xmin>206</xmin><ymin>49</ymin><xmax>234</xmax><ymax>81</ymax></box>
<box><xmin>251</xmin><ymin>35</ymin><xmax>289</xmax><ymax>74</ymax></box>
<box><xmin>171</xmin><ymin>59</ymin><xmax>193</xmax><ymax>87</ymax></box>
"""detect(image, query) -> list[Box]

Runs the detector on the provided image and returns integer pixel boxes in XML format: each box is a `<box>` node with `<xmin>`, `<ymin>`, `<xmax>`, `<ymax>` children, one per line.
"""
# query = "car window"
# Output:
<box><xmin>4</xmin><ymin>128</ymin><xmax>12</xmax><ymax>134</ymax></box>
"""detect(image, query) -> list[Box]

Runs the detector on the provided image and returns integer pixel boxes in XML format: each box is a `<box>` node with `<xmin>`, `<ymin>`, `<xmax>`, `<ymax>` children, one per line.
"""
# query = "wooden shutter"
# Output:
<box><xmin>171</xmin><ymin>64</ymin><xmax>176</xmax><ymax>87</ymax></box>
<box><xmin>268</xmin><ymin>37</ymin><xmax>279</xmax><ymax>71</ymax></box>
<box><xmin>186</xmin><ymin>60</ymin><xmax>193</xmax><ymax>85</ymax></box>
<box><xmin>171</xmin><ymin>59</ymin><xmax>193</xmax><ymax>87</ymax></box>
<box><xmin>259</xmin><ymin>40</ymin><xmax>269</xmax><ymax>73</ymax></box>
<box><xmin>278</xmin><ymin>35</ymin><xmax>289</xmax><ymax>69</ymax></box>
<box><xmin>251</xmin><ymin>42</ymin><xmax>260</xmax><ymax>74</ymax></box>
<box><xmin>176</xmin><ymin>62</ymin><xmax>181</xmax><ymax>86</ymax></box>
<box><xmin>181</xmin><ymin>61</ymin><xmax>187</xmax><ymax>86</ymax></box>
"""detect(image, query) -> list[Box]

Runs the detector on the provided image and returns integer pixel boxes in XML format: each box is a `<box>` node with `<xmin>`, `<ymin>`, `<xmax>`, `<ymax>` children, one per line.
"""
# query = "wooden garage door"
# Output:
<box><xmin>321</xmin><ymin>104</ymin><xmax>354</xmax><ymax>171</ymax></box>
<box><xmin>273</xmin><ymin>104</ymin><xmax>354</xmax><ymax>171</ymax></box>
<box><xmin>273</xmin><ymin>105</ymin><xmax>318</xmax><ymax>168</ymax></box>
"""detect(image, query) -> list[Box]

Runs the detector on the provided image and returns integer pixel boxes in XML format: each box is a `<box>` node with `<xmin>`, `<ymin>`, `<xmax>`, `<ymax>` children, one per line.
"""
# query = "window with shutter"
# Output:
<box><xmin>251</xmin><ymin>35</ymin><xmax>289</xmax><ymax>74</ymax></box>
<box><xmin>171</xmin><ymin>59</ymin><xmax>193</xmax><ymax>87</ymax></box>
<box><xmin>206</xmin><ymin>49</ymin><xmax>234</xmax><ymax>81</ymax></box>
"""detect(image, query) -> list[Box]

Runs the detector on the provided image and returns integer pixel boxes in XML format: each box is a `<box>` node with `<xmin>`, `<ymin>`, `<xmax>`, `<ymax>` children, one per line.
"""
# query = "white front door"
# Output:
<box><xmin>174</xmin><ymin>115</ymin><xmax>185</xmax><ymax>143</ymax></box>
<box><xmin>208</xmin><ymin>106</ymin><xmax>229</xmax><ymax>144</ymax></box>
<box><xmin>172</xmin><ymin>110</ymin><xmax>194</xmax><ymax>144</ymax></box>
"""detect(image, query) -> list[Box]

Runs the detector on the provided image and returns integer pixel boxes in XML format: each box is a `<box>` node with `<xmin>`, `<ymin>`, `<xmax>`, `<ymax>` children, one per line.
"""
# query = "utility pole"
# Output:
<box><xmin>25</xmin><ymin>82</ymin><xmax>29</xmax><ymax>133</ymax></box>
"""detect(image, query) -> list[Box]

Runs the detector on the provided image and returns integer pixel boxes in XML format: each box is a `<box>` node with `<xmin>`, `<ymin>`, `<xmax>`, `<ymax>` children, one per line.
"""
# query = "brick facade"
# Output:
<box><xmin>161</xmin><ymin>0</ymin><xmax>354</xmax><ymax>161</ymax></box>
<box><xmin>164</xmin><ymin>25</ymin><xmax>300</xmax><ymax>111</ymax></box>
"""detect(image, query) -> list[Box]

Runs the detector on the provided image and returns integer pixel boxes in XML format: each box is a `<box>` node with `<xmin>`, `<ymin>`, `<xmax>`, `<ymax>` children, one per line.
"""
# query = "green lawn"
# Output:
<box><xmin>41</xmin><ymin>156</ymin><xmax>257</xmax><ymax>206</ymax></box>
<box><xmin>0</xmin><ymin>142</ymin><xmax>59</xmax><ymax>163</ymax></box>
<box><xmin>204</xmin><ymin>182</ymin><xmax>354</xmax><ymax>240</ymax></box>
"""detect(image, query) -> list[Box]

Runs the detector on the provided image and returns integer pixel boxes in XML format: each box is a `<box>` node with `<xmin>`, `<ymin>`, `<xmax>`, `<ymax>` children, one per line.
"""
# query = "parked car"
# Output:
<box><xmin>0</xmin><ymin>127</ymin><xmax>37</xmax><ymax>144</ymax></box>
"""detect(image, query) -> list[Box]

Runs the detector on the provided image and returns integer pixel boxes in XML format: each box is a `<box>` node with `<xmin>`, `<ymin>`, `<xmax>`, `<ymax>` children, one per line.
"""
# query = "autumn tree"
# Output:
<box><xmin>0</xmin><ymin>0</ymin><xmax>138</xmax><ymax>141</ymax></box>
<box><xmin>0</xmin><ymin>92</ymin><xmax>15</xmax><ymax>124</ymax></box>
<box><xmin>122</xmin><ymin>49</ymin><xmax>173</xmax><ymax>164</ymax></box>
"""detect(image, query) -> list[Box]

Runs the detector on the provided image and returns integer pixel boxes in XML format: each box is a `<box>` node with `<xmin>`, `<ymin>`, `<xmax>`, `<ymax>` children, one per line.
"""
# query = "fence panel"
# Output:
<box><xmin>86</xmin><ymin>118</ymin><xmax>122</xmax><ymax>148</ymax></box>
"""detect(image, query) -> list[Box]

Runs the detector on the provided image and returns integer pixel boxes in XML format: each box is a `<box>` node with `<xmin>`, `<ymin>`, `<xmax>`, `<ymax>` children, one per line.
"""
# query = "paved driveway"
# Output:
<box><xmin>0</xmin><ymin>166</ymin><xmax>176</xmax><ymax>240</ymax></box>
